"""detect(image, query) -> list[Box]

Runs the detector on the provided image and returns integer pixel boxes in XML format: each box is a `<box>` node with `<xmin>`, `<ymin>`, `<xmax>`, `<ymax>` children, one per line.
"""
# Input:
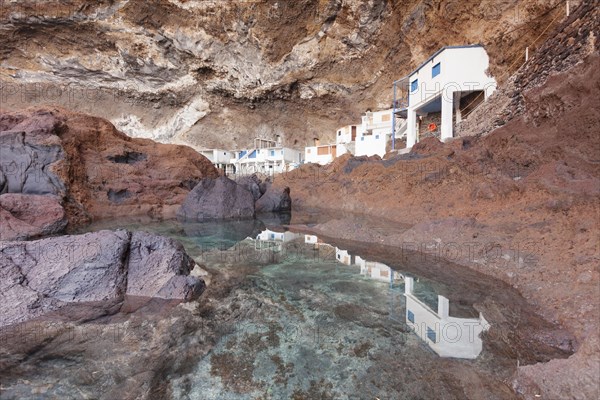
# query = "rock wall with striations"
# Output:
<box><xmin>0</xmin><ymin>0</ymin><xmax>572</xmax><ymax>150</ymax></box>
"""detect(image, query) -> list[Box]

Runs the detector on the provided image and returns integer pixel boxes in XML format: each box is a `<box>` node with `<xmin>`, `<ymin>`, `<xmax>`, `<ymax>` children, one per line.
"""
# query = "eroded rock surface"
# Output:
<box><xmin>0</xmin><ymin>193</ymin><xmax>67</xmax><ymax>240</ymax></box>
<box><xmin>0</xmin><ymin>0</ymin><xmax>568</xmax><ymax>149</ymax></box>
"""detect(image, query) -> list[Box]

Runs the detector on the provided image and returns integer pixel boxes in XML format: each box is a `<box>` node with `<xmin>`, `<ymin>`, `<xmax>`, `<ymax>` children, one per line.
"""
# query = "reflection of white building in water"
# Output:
<box><xmin>334</xmin><ymin>248</ymin><xmax>403</xmax><ymax>284</ymax></box>
<box><xmin>356</xmin><ymin>256</ymin><xmax>403</xmax><ymax>284</ymax></box>
<box><xmin>251</xmin><ymin>229</ymin><xmax>302</xmax><ymax>251</ymax></box>
<box><xmin>404</xmin><ymin>277</ymin><xmax>489</xmax><ymax>359</ymax></box>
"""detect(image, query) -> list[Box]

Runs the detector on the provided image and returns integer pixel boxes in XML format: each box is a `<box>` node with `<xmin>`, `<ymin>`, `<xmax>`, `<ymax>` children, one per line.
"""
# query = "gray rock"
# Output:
<box><xmin>0</xmin><ymin>230</ymin><xmax>130</xmax><ymax>327</ymax></box>
<box><xmin>255</xmin><ymin>184</ymin><xmax>292</xmax><ymax>213</ymax></box>
<box><xmin>0</xmin><ymin>114</ymin><xmax>66</xmax><ymax>196</ymax></box>
<box><xmin>236</xmin><ymin>174</ymin><xmax>263</xmax><ymax>201</ymax></box>
<box><xmin>127</xmin><ymin>231</ymin><xmax>205</xmax><ymax>300</ymax></box>
<box><xmin>0</xmin><ymin>230</ymin><xmax>205</xmax><ymax>327</ymax></box>
<box><xmin>177</xmin><ymin>176</ymin><xmax>255</xmax><ymax>220</ymax></box>
<box><xmin>0</xmin><ymin>193</ymin><xmax>67</xmax><ymax>241</ymax></box>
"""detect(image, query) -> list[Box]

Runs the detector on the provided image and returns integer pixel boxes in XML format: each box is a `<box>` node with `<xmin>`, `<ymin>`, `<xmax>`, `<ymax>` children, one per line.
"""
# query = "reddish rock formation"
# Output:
<box><xmin>0</xmin><ymin>194</ymin><xmax>67</xmax><ymax>241</ymax></box>
<box><xmin>0</xmin><ymin>107</ymin><xmax>219</xmax><ymax>232</ymax></box>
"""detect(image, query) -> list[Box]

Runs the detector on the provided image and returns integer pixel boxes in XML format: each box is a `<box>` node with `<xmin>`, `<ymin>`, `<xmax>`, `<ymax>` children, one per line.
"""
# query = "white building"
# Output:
<box><xmin>304</xmin><ymin>143</ymin><xmax>338</xmax><ymax>165</ymax></box>
<box><xmin>199</xmin><ymin>149</ymin><xmax>236</xmax><ymax>175</ymax></box>
<box><xmin>394</xmin><ymin>45</ymin><xmax>497</xmax><ymax>149</ymax></box>
<box><xmin>336</xmin><ymin>124</ymin><xmax>358</xmax><ymax>156</ymax></box>
<box><xmin>404</xmin><ymin>277</ymin><xmax>490</xmax><ymax>359</ymax></box>
<box><xmin>233</xmin><ymin>139</ymin><xmax>303</xmax><ymax>175</ymax></box>
<box><xmin>355</xmin><ymin>109</ymin><xmax>405</xmax><ymax>157</ymax></box>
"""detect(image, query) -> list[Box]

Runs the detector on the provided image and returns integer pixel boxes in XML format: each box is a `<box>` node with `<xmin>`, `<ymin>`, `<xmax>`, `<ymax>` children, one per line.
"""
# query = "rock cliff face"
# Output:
<box><xmin>0</xmin><ymin>107</ymin><xmax>218</xmax><ymax>234</ymax></box>
<box><xmin>0</xmin><ymin>0</ymin><xmax>569</xmax><ymax>149</ymax></box>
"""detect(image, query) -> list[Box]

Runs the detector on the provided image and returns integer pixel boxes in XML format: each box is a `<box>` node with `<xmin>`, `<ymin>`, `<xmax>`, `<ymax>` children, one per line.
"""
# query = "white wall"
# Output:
<box><xmin>407</xmin><ymin>46</ymin><xmax>497</xmax><ymax>110</ymax></box>
<box><xmin>355</xmin><ymin>109</ymin><xmax>393</xmax><ymax>157</ymax></box>
<box><xmin>336</xmin><ymin>125</ymin><xmax>358</xmax><ymax>144</ymax></box>
<box><xmin>304</xmin><ymin>146</ymin><xmax>334</xmax><ymax>165</ymax></box>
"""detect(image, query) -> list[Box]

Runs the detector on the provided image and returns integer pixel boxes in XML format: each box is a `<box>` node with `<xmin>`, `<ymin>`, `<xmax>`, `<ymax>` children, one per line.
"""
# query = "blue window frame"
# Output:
<box><xmin>248</xmin><ymin>150</ymin><xmax>257</xmax><ymax>159</ymax></box>
<box><xmin>270</xmin><ymin>150</ymin><xmax>275</xmax><ymax>156</ymax></box>
<box><xmin>427</xmin><ymin>327</ymin><xmax>437</xmax><ymax>343</ymax></box>
<box><xmin>432</xmin><ymin>62</ymin><xmax>441</xmax><ymax>78</ymax></box>
<box><xmin>361</xmin><ymin>137</ymin><xmax>365</xmax><ymax>141</ymax></box>
<box><xmin>375</xmin><ymin>135</ymin><xmax>379</xmax><ymax>140</ymax></box>
<box><xmin>411</xmin><ymin>79</ymin><xmax>418</xmax><ymax>92</ymax></box>
<box><xmin>407</xmin><ymin>310</ymin><xmax>414</xmax><ymax>323</ymax></box>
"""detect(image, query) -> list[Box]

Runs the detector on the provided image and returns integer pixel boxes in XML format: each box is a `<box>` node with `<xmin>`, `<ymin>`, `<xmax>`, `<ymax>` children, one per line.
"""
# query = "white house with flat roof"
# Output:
<box><xmin>304</xmin><ymin>143</ymin><xmax>338</xmax><ymax>165</ymax></box>
<box><xmin>355</xmin><ymin>109</ymin><xmax>406</xmax><ymax>157</ymax></box>
<box><xmin>393</xmin><ymin>45</ymin><xmax>497</xmax><ymax>149</ymax></box>
<box><xmin>336</xmin><ymin>124</ymin><xmax>358</xmax><ymax>156</ymax></box>
<box><xmin>404</xmin><ymin>277</ymin><xmax>490</xmax><ymax>359</ymax></box>
<box><xmin>199</xmin><ymin>149</ymin><xmax>236</xmax><ymax>175</ymax></box>
<box><xmin>233</xmin><ymin>139</ymin><xmax>303</xmax><ymax>175</ymax></box>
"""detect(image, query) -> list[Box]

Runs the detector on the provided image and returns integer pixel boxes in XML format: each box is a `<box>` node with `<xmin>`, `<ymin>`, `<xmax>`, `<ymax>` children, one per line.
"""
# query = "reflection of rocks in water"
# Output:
<box><xmin>258</xmin><ymin>211</ymin><xmax>292</xmax><ymax>226</ymax></box>
<box><xmin>182</xmin><ymin>219</ymin><xmax>266</xmax><ymax>249</ymax></box>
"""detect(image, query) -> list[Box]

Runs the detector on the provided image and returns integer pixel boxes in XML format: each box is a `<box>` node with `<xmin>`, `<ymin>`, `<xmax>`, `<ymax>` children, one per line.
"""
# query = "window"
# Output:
<box><xmin>270</xmin><ymin>233</ymin><xmax>275</xmax><ymax>239</ymax></box>
<box><xmin>427</xmin><ymin>327</ymin><xmax>437</xmax><ymax>343</ymax></box>
<box><xmin>338</xmin><ymin>131</ymin><xmax>341</xmax><ymax>136</ymax></box>
<box><xmin>432</xmin><ymin>62</ymin><xmax>441</xmax><ymax>78</ymax></box>
<box><xmin>375</xmin><ymin>135</ymin><xmax>379</xmax><ymax>140</ymax></box>
<box><xmin>270</xmin><ymin>150</ymin><xmax>275</xmax><ymax>156</ymax></box>
<box><xmin>407</xmin><ymin>310</ymin><xmax>415</xmax><ymax>323</ymax></box>
<box><xmin>361</xmin><ymin>137</ymin><xmax>365</xmax><ymax>141</ymax></box>
<box><xmin>411</xmin><ymin>79</ymin><xmax>418</xmax><ymax>92</ymax></box>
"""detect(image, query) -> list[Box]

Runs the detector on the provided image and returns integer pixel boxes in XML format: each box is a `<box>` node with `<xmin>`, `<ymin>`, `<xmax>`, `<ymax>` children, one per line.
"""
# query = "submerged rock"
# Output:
<box><xmin>0</xmin><ymin>230</ymin><xmax>205</xmax><ymax>328</ymax></box>
<box><xmin>0</xmin><ymin>194</ymin><xmax>67</xmax><ymax>240</ymax></box>
<box><xmin>177</xmin><ymin>176</ymin><xmax>255</xmax><ymax>221</ymax></box>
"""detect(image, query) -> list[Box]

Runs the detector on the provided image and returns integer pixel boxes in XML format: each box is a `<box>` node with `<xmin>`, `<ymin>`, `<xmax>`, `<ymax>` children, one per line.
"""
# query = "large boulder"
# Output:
<box><xmin>255</xmin><ymin>184</ymin><xmax>292</xmax><ymax>213</ymax></box>
<box><xmin>177</xmin><ymin>176</ymin><xmax>255</xmax><ymax>221</ymax></box>
<box><xmin>0</xmin><ymin>193</ymin><xmax>67</xmax><ymax>240</ymax></box>
<box><xmin>0</xmin><ymin>230</ymin><xmax>205</xmax><ymax>328</ymax></box>
<box><xmin>127</xmin><ymin>231</ymin><xmax>205</xmax><ymax>300</ymax></box>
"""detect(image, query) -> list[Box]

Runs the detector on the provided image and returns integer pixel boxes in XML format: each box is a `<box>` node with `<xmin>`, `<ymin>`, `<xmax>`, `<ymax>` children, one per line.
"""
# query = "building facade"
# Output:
<box><xmin>394</xmin><ymin>45</ymin><xmax>497</xmax><ymax>149</ymax></box>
